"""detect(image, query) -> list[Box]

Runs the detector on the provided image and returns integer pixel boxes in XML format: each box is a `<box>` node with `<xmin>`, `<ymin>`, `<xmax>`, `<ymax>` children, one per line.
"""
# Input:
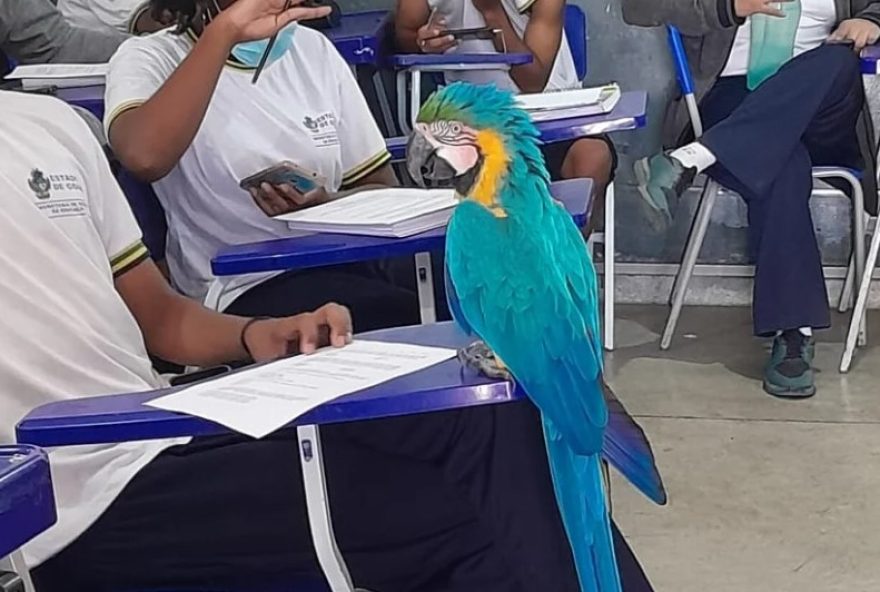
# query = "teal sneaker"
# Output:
<box><xmin>763</xmin><ymin>331</ymin><xmax>816</xmax><ymax>398</ymax></box>
<box><xmin>634</xmin><ymin>153</ymin><xmax>696</xmax><ymax>233</ymax></box>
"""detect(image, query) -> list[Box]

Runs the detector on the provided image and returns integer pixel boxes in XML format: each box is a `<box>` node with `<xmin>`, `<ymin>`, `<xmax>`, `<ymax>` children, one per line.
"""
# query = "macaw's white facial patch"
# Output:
<box><xmin>416</xmin><ymin>121</ymin><xmax>481</xmax><ymax>175</ymax></box>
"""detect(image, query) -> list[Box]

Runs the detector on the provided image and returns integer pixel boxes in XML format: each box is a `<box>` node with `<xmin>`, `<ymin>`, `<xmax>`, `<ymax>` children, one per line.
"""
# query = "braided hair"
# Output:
<box><xmin>149</xmin><ymin>0</ymin><xmax>212</xmax><ymax>33</ymax></box>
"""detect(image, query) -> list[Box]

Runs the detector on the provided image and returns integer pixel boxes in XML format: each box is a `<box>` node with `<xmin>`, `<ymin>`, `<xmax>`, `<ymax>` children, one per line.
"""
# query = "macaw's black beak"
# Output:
<box><xmin>406</xmin><ymin>131</ymin><xmax>457</xmax><ymax>188</ymax></box>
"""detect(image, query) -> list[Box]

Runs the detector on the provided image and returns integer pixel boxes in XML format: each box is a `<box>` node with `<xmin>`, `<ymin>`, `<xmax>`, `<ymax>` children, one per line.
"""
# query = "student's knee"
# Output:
<box><xmin>561</xmin><ymin>138</ymin><xmax>614</xmax><ymax>186</ymax></box>
<box><xmin>818</xmin><ymin>43</ymin><xmax>861</xmax><ymax>82</ymax></box>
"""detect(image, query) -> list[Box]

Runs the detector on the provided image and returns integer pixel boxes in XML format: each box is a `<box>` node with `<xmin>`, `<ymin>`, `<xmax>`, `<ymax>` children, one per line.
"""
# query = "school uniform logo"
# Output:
<box><xmin>28</xmin><ymin>168</ymin><xmax>89</xmax><ymax>220</ymax></box>
<box><xmin>28</xmin><ymin>169</ymin><xmax>51</xmax><ymax>200</ymax></box>
<box><xmin>303</xmin><ymin>112</ymin><xmax>340</xmax><ymax>148</ymax></box>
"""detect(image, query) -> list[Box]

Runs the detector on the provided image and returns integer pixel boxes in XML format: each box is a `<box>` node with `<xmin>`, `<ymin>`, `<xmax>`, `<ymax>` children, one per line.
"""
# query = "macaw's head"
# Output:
<box><xmin>406</xmin><ymin>82</ymin><xmax>544</xmax><ymax>210</ymax></box>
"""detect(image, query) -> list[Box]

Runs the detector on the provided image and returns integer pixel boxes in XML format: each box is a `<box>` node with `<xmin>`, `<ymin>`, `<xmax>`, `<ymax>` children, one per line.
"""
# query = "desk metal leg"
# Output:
<box><xmin>1</xmin><ymin>550</ymin><xmax>35</xmax><ymax>592</ymax></box>
<box><xmin>297</xmin><ymin>424</ymin><xmax>355</xmax><ymax>592</ymax></box>
<box><xmin>603</xmin><ymin>182</ymin><xmax>615</xmax><ymax>351</ymax></box>
<box><xmin>414</xmin><ymin>251</ymin><xmax>437</xmax><ymax>324</ymax></box>
<box><xmin>410</xmin><ymin>70</ymin><xmax>422</xmax><ymax>131</ymax></box>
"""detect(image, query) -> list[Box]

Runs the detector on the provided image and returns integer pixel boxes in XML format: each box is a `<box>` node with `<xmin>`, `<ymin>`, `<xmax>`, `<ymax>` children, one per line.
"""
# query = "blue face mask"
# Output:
<box><xmin>231</xmin><ymin>24</ymin><xmax>297</xmax><ymax>68</ymax></box>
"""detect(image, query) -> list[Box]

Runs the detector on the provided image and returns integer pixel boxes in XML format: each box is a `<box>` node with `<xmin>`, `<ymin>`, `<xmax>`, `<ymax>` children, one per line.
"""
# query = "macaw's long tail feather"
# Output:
<box><xmin>543</xmin><ymin>416</ymin><xmax>622</xmax><ymax>592</ymax></box>
<box><xmin>600</xmin><ymin>379</ymin><xmax>667</xmax><ymax>505</ymax></box>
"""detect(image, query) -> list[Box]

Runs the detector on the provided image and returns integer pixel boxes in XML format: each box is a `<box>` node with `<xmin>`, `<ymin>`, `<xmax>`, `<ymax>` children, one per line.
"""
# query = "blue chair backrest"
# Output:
<box><xmin>116</xmin><ymin>169</ymin><xmax>168</xmax><ymax>260</ymax></box>
<box><xmin>666</xmin><ymin>26</ymin><xmax>695</xmax><ymax>96</ymax></box>
<box><xmin>564</xmin><ymin>4</ymin><xmax>587</xmax><ymax>80</ymax></box>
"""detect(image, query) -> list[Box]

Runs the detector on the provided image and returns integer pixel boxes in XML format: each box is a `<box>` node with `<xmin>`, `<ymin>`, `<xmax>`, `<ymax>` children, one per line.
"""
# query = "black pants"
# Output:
<box><xmin>226</xmin><ymin>261</ymin><xmax>421</xmax><ymax>333</ymax></box>
<box><xmin>32</xmin><ymin>401</ymin><xmax>652</xmax><ymax>592</ymax></box>
<box><xmin>699</xmin><ymin>44</ymin><xmax>864</xmax><ymax>336</ymax></box>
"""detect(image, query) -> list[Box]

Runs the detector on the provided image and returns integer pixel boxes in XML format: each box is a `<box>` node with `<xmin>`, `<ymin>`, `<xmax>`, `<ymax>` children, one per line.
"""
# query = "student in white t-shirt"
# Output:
<box><xmin>395</xmin><ymin>0</ymin><xmax>616</xmax><ymax>232</ymax></box>
<box><xmin>105</xmin><ymin>0</ymin><xmax>420</xmax><ymax>330</ymax></box>
<box><xmin>4</xmin><ymin>88</ymin><xmax>599</xmax><ymax>592</ymax></box>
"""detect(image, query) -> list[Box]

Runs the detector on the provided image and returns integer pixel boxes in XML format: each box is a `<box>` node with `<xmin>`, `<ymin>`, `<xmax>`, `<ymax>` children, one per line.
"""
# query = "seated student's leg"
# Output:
<box><xmin>636</xmin><ymin>44</ymin><xmax>862</xmax><ymax>227</ymax></box>
<box><xmin>32</xmin><ymin>428</ymin><xmax>518</xmax><ymax>592</ymax></box>
<box><xmin>225</xmin><ymin>262</ymin><xmax>421</xmax><ymax>333</ymax></box>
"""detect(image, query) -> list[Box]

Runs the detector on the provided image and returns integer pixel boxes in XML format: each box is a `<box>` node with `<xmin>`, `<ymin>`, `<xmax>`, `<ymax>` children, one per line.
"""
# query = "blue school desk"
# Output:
<box><xmin>323</xmin><ymin>10</ymin><xmax>387</xmax><ymax>66</ymax></box>
<box><xmin>0</xmin><ymin>445</ymin><xmax>56</xmax><ymax>592</ymax></box>
<box><xmin>208</xmin><ymin>178</ymin><xmax>592</xmax><ymax>321</ymax></box>
<box><xmin>17</xmin><ymin>322</ymin><xmax>522</xmax><ymax>592</ymax></box>
<box><xmin>384</xmin><ymin>89</ymin><xmax>649</xmax><ymax>160</ymax></box>
<box><xmin>56</xmin><ymin>85</ymin><xmax>105</xmax><ymax>120</ymax></box>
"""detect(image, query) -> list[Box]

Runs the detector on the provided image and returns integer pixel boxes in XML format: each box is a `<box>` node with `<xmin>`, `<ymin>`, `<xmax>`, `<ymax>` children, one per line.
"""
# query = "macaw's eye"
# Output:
<box><xmin>450</xmin><ymin>122</ymin><xmax>462</xmax><ymax>135</ymax></box>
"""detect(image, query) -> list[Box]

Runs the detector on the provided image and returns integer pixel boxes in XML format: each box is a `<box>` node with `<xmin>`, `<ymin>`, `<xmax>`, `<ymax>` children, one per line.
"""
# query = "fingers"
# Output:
<box><xmin>252</xmin><ymin>183</ymin><xmax>291</xmax><ymax>216</ymax></box>
<box><xmin>276</xmin><ymin>183</ymin><xmax>311</xmax><ymax>207</ymax></box>
<box><xmin>418</xmin><ymin>20</ymin><xmax>456</xmax><ymax>53</ymax></box>
<box><xmin>314</xmin><ymin>302</ymin><xmax>354</xmax><ymax>347</ymax></box>
<box><xmin>280</xmin><ymin>4</ymin><xmax>331</xmax><ymax>25</ymax></box>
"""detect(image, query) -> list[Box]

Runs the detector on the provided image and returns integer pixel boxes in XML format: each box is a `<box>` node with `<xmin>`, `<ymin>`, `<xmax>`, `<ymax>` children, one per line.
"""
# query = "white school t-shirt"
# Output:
<box><xmin>104</xmin><ymin>27</ymin><xmax>391</xmax><ymax>307</ymax></box>
<box><xmin>0</xmin><ymin>90</ymin><xmax>187</xmax><ymax>566</ymax></box>
<box><xmin>427</xmin><ymin>0</ymin><xmax>581</xmax><ymax>92</ymax></box>
<box><xmin>721</xmin><ymin>0</ymin><xmax>837</xmax><ymax>77</ymax></box>
<box><xmin>58</xmin><ymin>0</ymin><xmax>149</xmax><ymax>34</ymax></box>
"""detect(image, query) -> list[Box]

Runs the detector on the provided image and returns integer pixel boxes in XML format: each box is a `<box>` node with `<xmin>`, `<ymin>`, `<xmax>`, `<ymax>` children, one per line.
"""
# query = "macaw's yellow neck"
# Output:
<box><xmin>471</xmin><ymin>129</ymin><xmax>509</xmax><ymax>215</ymax></box>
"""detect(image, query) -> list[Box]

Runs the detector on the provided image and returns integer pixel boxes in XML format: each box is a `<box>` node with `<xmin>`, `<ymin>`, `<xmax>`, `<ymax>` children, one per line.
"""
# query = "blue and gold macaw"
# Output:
<box><xmin>406</xmin><ymin>83</ymin><xmax>667</xmax><ymax>592</ymax></box>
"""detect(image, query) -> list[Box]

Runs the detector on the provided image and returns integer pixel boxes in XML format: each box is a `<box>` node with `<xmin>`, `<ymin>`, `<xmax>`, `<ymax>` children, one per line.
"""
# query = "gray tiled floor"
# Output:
<box><xmin>607</xmin><ymin>305</ymin><xmax>880</xmax><ymax>592</ymax></box>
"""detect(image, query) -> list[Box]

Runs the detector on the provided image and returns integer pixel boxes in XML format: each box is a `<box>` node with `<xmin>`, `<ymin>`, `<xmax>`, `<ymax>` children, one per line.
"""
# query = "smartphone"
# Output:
<box><xmin>825</xmin><ymin>38</ymin><xmax>855</xmax><ymax>47</ymax></box>
<box><xmin>169</xmin><ymin>365</ymin><xmax>232</xmax><ymax>387</ymax></box>
<box><xmin>426</xmin><ymin>26</ymin><xmax>498</xmax><ymax>42</ymax></box>
<box><xmin>239</xmin><ymin>161</ymin><xmax>327</xmax><ymax>194</ymax></box>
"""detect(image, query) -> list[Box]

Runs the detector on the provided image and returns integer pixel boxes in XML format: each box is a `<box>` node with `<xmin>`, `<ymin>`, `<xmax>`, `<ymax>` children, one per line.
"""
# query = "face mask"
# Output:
<box><xmin>231</xmin><ymin>23</ymin><xmax>297</xmax><ymax>68</ymax></box>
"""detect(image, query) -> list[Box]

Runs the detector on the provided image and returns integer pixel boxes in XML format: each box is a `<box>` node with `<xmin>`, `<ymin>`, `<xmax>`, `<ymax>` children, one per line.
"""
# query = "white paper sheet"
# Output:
<box><xmin>146</xmin><ymin>340</ymin><xmax>457</xmax><ymax>438</ymax></box>
<box><xmin>277</xmin><ymin>188</ymin><xmax>457</xmax><ymax>225</ymax></box>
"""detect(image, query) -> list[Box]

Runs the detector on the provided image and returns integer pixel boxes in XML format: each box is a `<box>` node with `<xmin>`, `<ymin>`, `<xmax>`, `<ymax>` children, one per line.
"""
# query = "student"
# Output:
<box><xmin>57</xmin><ymin>0</ymin><xmax>167</xmax><ymax>35</ymax></box>
<box><xmin>105</xmin><ymin>0</ymin><xmax>420</xmax><ymax>331</ymax></box>
<box><xmin>623</xmin><ymin>0</ymin><xmax>880</xmax><ymax>398</ymax></box>
<box><xmin>2</xmin><ymin>87</ymin><xmax>656</xmax><ymax>592</ymax></box>
<box><xmin>0</xmin><ymin>0</ymin><xmax>127</xmax><ymax>64</ymax></box>
<box><xmin>394</xmin><ymin>0</ymin><xmax>615</xmax><ymax>231</ymax></box>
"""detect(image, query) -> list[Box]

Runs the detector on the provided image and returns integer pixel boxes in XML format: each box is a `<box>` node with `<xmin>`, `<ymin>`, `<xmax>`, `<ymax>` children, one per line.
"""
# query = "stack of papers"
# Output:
<box><xmin>147</xmin><ymin>340</ymin><xmax>457</xmax><ymax>438</ymax></box>
<box><xmin>7</xmin><ymin>64</ymin><xmax>108</xmax><ymax>89</ymax></box>
<box><xmin>516</xmin><ymin>83</ymin><xmax>621</xmax><ymax>121</ymax></box>
<box><xmin>279</xmin><ymin>188</ymin><xmax>458</xmax><ymax>238</ymax></box>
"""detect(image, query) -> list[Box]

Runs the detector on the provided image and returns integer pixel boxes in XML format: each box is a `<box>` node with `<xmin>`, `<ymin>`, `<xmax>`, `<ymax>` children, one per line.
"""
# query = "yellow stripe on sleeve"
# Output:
<box><xmin>341</xmin><ymin>150</ymin><xmax>392</xmax><ymax>188</ymax></box>
<box><xmin>111</xmin><ymin>240</ymin><xmax>149</xmax><ymax>277</ymax></box>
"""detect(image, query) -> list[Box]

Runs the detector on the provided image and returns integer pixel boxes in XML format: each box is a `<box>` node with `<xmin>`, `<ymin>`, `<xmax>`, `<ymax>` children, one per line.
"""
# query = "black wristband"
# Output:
<box><xmin>240</xmin><ymin>316</ymin><xmax>270</xmax><ymax>361</ymax></box>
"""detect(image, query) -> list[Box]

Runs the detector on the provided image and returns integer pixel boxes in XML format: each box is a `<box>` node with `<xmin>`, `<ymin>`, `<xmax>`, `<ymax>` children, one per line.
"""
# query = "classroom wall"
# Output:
<box><xmin>344</xmin><ymin>0</ymin><xmax>854</xmax><ymax>275</ymax></box>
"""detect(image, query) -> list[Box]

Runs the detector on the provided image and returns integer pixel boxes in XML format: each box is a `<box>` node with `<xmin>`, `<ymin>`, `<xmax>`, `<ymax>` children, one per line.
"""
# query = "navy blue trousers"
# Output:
<box><xmin>699</xmin><ymin>44</ymin><xmax>864</xmax><ymax>336</ymax></box>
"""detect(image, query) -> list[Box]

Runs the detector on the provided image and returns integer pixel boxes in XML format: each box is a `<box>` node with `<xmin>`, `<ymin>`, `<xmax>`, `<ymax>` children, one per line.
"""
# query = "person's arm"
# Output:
<box><xmin>116</xmin><ymin>261</ymin><xmax>352</xmax><ymax>365</ymax></box>
<box><xmin>0</xmin><ymin>0</ymin><xmax>128</xmax><ymax>64</ymax></box>
<box><xmin>829</xmin><ymin>1</ymin><xmax>880</xmax><ymax>51</ymax></box>
<box><xmin>394</xmin><ymin>0</ymin><xmax>456</xmax><ymax>53</ymax></box>
<box><xmin>472</xmin><ymin>0</ymin><xmax>563</xmax><ymax>93</ymax></box>
<box><xmin>622</xmin><ymin>0</ymin><xmax>796</xmax><ymax>36</ymax></box>
<box><xmin>108</xmin><ymin>0</ymin><xmax>330</xmax><ymax>182</ymax></box>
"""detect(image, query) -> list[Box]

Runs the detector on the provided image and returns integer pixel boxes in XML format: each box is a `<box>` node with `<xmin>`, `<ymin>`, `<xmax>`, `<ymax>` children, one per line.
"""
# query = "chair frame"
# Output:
<box><xmin>662</xmin><ymin>27</ymin><xmax>868</xmax><ymax>364</ymax></box>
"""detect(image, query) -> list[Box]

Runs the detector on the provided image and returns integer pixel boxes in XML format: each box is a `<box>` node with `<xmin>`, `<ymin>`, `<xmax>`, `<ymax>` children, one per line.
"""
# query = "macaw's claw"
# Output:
<box><xmin>458</xmin><ymin>340</ymin><xmax>512</xmax><ymax>380</ymax></box>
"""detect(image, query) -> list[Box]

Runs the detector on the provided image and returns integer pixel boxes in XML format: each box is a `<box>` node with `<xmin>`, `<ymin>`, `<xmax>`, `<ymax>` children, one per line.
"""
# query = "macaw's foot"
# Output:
<box><xmin>458</xmin><ymin>340</ymin><xmax>511</xmax><ymax>380</ymax></box>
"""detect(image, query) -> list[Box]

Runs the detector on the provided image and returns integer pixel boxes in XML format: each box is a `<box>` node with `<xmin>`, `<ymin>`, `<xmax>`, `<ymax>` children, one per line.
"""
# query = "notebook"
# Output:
<box><xmin>7</xmin><ymin>63</ymin><xmax>108</xmax><ymax>89</ymax></box>
<box><xmin>279</xmin><ymin>188</ymin><xmax>459</xmax><ymax>238</ymax></box>
<box><xmin>516</xmin><ymin>83</ymin><xmax>621</xmax><ymax>121</ymax></box>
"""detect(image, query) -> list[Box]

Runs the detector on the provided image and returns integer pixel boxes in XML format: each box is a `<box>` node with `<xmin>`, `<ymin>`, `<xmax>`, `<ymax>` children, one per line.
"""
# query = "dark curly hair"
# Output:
<box><xmin>150</xmin><ymin>0</ymin><xmax>211</xmax><ymax>33</ymax></box>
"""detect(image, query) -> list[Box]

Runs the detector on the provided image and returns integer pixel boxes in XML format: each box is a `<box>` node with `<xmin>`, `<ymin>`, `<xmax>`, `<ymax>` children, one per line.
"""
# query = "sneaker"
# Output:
<box><xmin>763</xmin><ymin>330</ymin><xmax>816</xmax><ymax>398</ymax></box>
<box><xmin>633</xmin><ymin>152</ymin><xmax>696</xmax><ymax>233</ymax></box>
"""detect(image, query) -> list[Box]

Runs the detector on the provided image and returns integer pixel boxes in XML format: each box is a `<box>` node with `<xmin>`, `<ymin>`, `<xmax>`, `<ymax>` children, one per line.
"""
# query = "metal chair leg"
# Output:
<box><xmin>297</xmin><ymin>424</ymin><xmax>355</xmax><ymax>592</ymax></box>
<box><xmin>372</xmin><ymin>71</ymin><xmax>397</xmax><ymax>137</ymax></box>
<box><xmin>604</xmin><ymin>182</ymin><xmax>615</xmax><ymax>351</ymax></box>
<box><xmin>839</xmin><ymin>256</ymin><xmax>855</xmax><ymax>313</ymax></box>
<box><xmin>841</xmin><ymin>214</ymin><xmax>880</xmax><ymax>372</ymax></box>
<box><xmin>395</xmin><ymin>71</ymin><xmax>411</xmax><ymax>136</ymax></box>
<box><xmin>661</xmin><ymin>180</ymin><xmax>719</xmax><ymax>350</ymax></box>
<box><xmin>1</xmin><ymin>550</ymin><xmax>35</xmax><ymax>592</ymax></box>
<box><xmin>667</xmin><ymin>182</ymin><xmax>712</xmax><ymax>307</ymax></box>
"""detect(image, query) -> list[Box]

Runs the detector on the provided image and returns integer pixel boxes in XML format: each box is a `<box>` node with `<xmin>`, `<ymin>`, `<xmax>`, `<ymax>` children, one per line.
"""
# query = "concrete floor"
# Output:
<box><xmin>606</xmin><ymin>305</ymin><xmax>880</xmax><ymax>592</ymax></box>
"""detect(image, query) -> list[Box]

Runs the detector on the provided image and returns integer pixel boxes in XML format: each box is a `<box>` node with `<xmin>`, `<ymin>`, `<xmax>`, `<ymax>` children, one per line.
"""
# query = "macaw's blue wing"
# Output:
<box><xmin>602</xmin><ymin>379</ymin><xmax>667</xmax><ymax>505</ymax></box>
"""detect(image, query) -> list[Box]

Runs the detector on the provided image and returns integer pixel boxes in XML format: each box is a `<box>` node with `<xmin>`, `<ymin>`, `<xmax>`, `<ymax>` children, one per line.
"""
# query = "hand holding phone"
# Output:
<box><xmin>240</xmin><ymin>161</ymin><xmax>329</xmax><ymax>217</ymax></box>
